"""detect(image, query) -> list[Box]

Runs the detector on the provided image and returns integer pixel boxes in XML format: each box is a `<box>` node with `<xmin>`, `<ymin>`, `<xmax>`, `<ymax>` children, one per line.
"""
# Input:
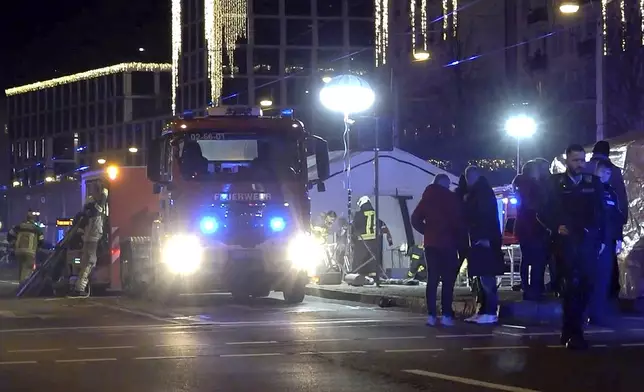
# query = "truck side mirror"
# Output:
<box><xmin>313</xmin><ymin>136</ymin><xmax>330</xmax><ymax>181</ymax></box>
<box><xmin>147</xmin><ymin>138</ymin><xmax>167</xmax><ymax>184</ymax></box>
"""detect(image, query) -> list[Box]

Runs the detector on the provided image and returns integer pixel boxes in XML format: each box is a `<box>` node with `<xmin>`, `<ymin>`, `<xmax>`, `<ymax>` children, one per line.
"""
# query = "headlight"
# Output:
<box><xmin>287</xmin><ymin>232</ymin><xmax>325</xmax><ymax>276</ymax></box>
<box><xmin>161</xmin><ymin>234</ymin><xmax>203</xmax><ymax>274</ymax></box>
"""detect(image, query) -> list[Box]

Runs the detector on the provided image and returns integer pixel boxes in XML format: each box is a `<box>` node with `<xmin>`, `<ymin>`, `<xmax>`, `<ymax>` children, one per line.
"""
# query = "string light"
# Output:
<box><xmin>602</xmin><ymin>0</ymin><xmax>608</xmax><ymax>56</ymax></box>
<box><xmin>442</xmin><ymin>0</ymin><xmax>449</xmax><ymax>40</ymax></box>
<box><xmin>374</xmin><ymin>0</ymin><xmax>388</xmax><ymax>66</ymax></box>
<box><xmin>452</xmin><ymin>0</ymin><xmax>458</xmax><ymax>38</ymax></box>
<box><xmin>421</xmin><ymin>0</ymin><xmax>428</xmax><ymax>50</ymax></box>
<box><xmin>410</xmin><ymin>0</ymin><xmax>416</xmax><ymax>55</ymax></box>
<box><xmin>205</xmin><ymin>0</ymin><xmax>248</xmax><ymax>106</ymax></box>
<box><xmin>171</xmin><ymin>0</ymin><xmax>182</xmax><ymax>115</ymax></box>
<box><xmin>620</xmin><ymin>0</ymin><xmax>626</xmax><ymax>51</ymax></box>
<box><xmin>5</xmin><ymin>63</ymin><xmax>171</xmax><ymax>97</ymax></box>
<box><xmin>641</xmin><ymin>0</ymin><xmax>644</xmax><ymax>46</ymax></box>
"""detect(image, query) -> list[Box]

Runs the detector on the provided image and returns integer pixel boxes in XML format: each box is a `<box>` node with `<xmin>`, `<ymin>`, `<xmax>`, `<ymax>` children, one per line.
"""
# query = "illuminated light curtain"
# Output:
<box><xmin>171</xmin><ymin>0</ymin><xmax>182</xmax><ymax>115</ymax></box>
<box><xmin>410</xmin><ymin>0</ymin><xmax>416</xmax><ymax>52</ymax></box>
<box><xmin>641</xmin><ymin>0</ymin><xmax>644</xmax><ymax>45</ymax></box>
<box><xmin>375</xmin><ymin>0</ymin><xmax>389</xmax><ymax>66</ymax></box>
<box><xmin>442</xmin><ymin>0</ymin><xmax>448</xmax><ymax>40</ymax></box>
<box><xmin>421</xmin><ymin>0</ymin><xmax>428</xmax><ymax>50</ymax></box>
<box><xmin>602</xmin><ymin>0</ymin><xmax>608</xmax><ymax>55</ymax></box>
<box><xmin>410</xmin><ymin>0</ymin><xmax>428</xmax><ymax>55</ymax></box>
<box><xmin>205</xmin><ymin>0</ymin><xmax>248</xmax><ymax>106</ymax></box>
<box><xmin>452</xmin><ymin>0</ymin><xmax>458</xmax><ymax>38</ymax></box>
<box><xmin>620</xmin><ymin>0</ymin><xmax>625</xmax><ymax>51</ymax></box>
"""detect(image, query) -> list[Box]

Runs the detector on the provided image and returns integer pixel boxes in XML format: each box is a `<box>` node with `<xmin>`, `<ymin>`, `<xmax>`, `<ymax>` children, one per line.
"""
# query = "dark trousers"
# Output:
<box><xmin>476</xmin><ymin>276</ymin><xmax>498</xmax><ymax>315</ymax></box>
<box><xmin>424</xmin><ymin>247</ymin><xmax>461</xmax><ymax>317</ymax></box>
<box><xmin>559</xmin><ymin>236</ymin><xmax>598</xmax><ymax>338</ymax></box>
<box><xmin>610</xmin><ymin>253</ymin><xmax>620</xmax><ymax>299</ymax></box>
<box><xmin>588</xmin><ymin>241</ymin><xmax>616</xmax><ymax>321</ymax></box>
<box><xmin>520</xmin><ymin>241</ymin><xmax>549</xmax><ymax>298</ymax></box>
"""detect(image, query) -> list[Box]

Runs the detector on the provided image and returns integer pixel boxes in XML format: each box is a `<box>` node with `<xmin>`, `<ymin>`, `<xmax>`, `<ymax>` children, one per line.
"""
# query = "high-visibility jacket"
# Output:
<box><xmin>8</xmin><ymin>220</ymin><xmax>44</xmax><ymax>257</ymax></box>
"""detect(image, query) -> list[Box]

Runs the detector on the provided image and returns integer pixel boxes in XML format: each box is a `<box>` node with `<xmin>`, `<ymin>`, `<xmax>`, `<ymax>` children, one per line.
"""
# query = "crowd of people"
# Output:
<box><xmin>411</xmin><ymin>140</ymin><xmax>627</xmax><ymax>350</ymax></box>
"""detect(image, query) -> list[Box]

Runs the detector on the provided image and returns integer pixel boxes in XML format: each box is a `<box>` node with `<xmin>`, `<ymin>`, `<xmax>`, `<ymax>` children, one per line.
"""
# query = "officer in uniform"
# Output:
<box><xmin>589</xmin><ymin>159</ymin><xmax>626</xmax><ymax>324</ymax></box>
<box><xmin>351</xmin><ymin>196</ymin><xmax>393</xmax><ymax>286</ymax></box>
<box><xmin>69</xmin><ymin>187</ymin><xmax>108</xmax><ymax>297</ymax></box>
<box><xmin>8</xmin><ymin>210</ymin><xmax>45</xmax><ymax>283</ymax></box>
<box><xmin>539</xmin><ymin>144</ymin><xmax>607</xmax><ymax>350</ymax></box>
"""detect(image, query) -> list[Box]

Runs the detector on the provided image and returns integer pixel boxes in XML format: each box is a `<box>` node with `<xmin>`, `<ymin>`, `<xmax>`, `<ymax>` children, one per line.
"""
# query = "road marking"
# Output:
<box><xmin>293</xmin><ymin>338</ymin><xmax>351</xmax><ymax>343</ymax></box>
<box><xmin>220</xmin><ymin>353</ymin><xmax>283</xmax><ymax>358</ymax></box>
<box><xmin>0</xmin><ymin>280</ymin><xmax>19</xmax><ymax>285</ymax></box>
<box><xmin>367</xmin><ymin>336</ymin><xmax>426</xmax><ymax>341</ymax></box>
<box><xmin>78</xmin><ymin>346</ymin><xmax>135</xmax><ymax>350</ymax></box>
<box><xmin>403</xmin><ymin>369</ymin><xmax>541</xmax><ymax>392</ymax></box>
<box><xmin>155</xmin><ymin>344</ymin><xmax>209</xmax><ymax>348</ymax></box>
<box><xmin>92</xmin><ymin>302</ymin><xmax>182</xmax><ymax>325</ymax></box>
<box><xmin>385</xmin><ymin>348</ymin><xmax>444</xmax><ymax>353</ymax></box>
<box><xmin>437</xmin><ymin>333</ymin><xmax>495</xmax><ymax>338</ymax></box>
<box><xmin>135</xmin><ymin>355</ymin><xmax>197</xmax><ymax>360</ymax></box>
<box><xmin>585</xmin><ymin>329</ymin><xmax>614</xmax><ymax>335</ymax></box>
<box><xmin>592</xmin><ymin>344</ymin><xmax>608</xmax><ymax>348</ymax></box>
<box><xmin>0</xmin><ymin>323</ymin><xmax>177</xmax><ymax>334</ymax></box>
<box><xmin>621</xmin><ymin>342</ymin><xmax>644</xmax><ymax>347</ymax></box>
<box><xmin>318</xmin><ymin>350</ymin><xmax>367</xmax><ymax>354</ymax></box>
<box><xmin>55</xmin><ymin>358</ymin><xmax>117</xmax><ymax>363</ymax></box>
<box><xmin>0</xmin><ymin>361</ymin><xmax>38</xmax><ymax>365</ymax></box>
<box><xmin>546</xmin><ymin>345</ymin><xmax>564</xmax><ymax>349</ymax></box>
<box><xmin>462</xmin><ymin>346</ymin><xmax>530</xmax><ymax>351</ymax></box>
<box><xmin>226</xmin><ymin>341</ymin><xmax>279</xmax><ymax>345</ymax></box>
<box><xmin>7</xmin><ymin>348</ymin><xmax>61</xmax><ymax>353</ymax></box>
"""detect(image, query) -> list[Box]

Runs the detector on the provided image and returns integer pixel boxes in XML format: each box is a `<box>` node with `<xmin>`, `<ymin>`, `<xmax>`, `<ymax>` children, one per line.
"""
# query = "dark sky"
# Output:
<box><xmin>1</xmin><ymin>0</ymin><xmax>169</xmax><ymax>92</ymax></box>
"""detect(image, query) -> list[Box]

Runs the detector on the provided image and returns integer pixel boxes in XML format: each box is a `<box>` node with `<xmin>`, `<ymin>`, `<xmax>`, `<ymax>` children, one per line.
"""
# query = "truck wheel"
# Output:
<box><xmin>251</xmin><ymin>289</ymin><xmax>271</xmax><ymax>298</ymax></box>
<box><xmin>283</xmin><ymin>283</ymin><xmax>306</xmax><ymax>304</ymax></box>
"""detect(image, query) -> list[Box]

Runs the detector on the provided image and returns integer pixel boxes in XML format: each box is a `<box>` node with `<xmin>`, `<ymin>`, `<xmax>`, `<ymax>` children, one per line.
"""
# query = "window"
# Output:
<box><xmin>115</xmin><ymin>125</ymin><xmax>123</xmax><ymax>150</ymax></box>
<box><xmin>318</xmin><ymin>0</ymin><xmax>342</xmax><ymax>17</ymax></box>
<box><xmin>89</xmin><ymin>105</ymin><xmax>96</xmax><ymax>127</ymax></box>
<box><xmin>222</xmin><ymin>77</ymin><xmax>250</xmax><ymax>105</ymax></box>
<box><xmin>349</xmin><ymin>20</ymin><xmax>374</xmax><ymax>46</ymax></box>
<box><xmin>80</xmin><ymin>107</ymin><xmax>87</xmax><ymax>128</ymax></box>
<box><xmin>53</xmin><ymin>135</ymin><xmax>74</xmax><ymax>160</ymax></box>
<box><xmin>286</xmin><ymin>19</ymin><xmax>313</xmax><ymax>46</ymax></box>
<box><xmin>254</xmin><ymin>18</ymin><xmax>281</xmax><ymax>45</ymax></box>
<box><xmin>348</xmin><ymin>0</ymin><xmax>373</xmax><ymax>17</ymax></box>
<box><xmin>253</xmin><ymin>48</ymin><xmax>279</xmax><ymax>75</ymax></box>
<box><xmin>285</xmin><ymin>0</ymin><xmax>311</xmax><ymax>15</ymax></box>
<box><xmin>317</xmin><ymin>49</ymin><xmax>346</xmax><ymax>73</ymax></box>
<box><xmin>318</xmin><ymin>20</ymin><xmax>344</xmax><ymax>47</ymax></box>
<box><xmin>106</xmin><ymin>128</ymin><xmax>114</xmax><ymax>150</ymax></box>
<box><xmin>225</xmin><ymin>47</ymin><xmax>247</xmax><ymax>76</ymax></box>
<box><xmin>106</xmin><ymin>101</ymin><xmax>114</xmax><ymax>125</ymax></box>
<box><xmin>286</xmin><ymin>77</ymin><xmax>311</xmax><ymax>106</ymax></box>
<box><xmin>252</xmin><ymin>0</ymin><xmax>278</xmax><ymax>15</ymax></box>
<box><xmin>285</xmin><ymin>49</ymin><xmax>312</xmax><ymax>75</ymax></box>
<box><xmin>348</xmin><ymin>50</ymin><xmax>374</xmax><ymax>76</ymax></box>
<box><xmin>98</xmin><ymin>103</ymin><xmax>105</xmax><ymax>125</ymax></box>
<box><xmin>62</xmin><ymin>111</ymin><xmax>70</xmax><ymax>133</ymax></box>
<box><xmin>255</xmin><ymin>78</ymin><xmax>281</xmax><ymax>106</ymax></box>
<box><xmin>97</xmin><ymin>129</ymin><xmax>105</xmax><ymax>152</ymax></box>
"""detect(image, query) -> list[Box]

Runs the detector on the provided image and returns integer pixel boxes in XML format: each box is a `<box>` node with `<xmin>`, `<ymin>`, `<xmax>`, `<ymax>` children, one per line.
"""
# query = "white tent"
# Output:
<box><xmin>307</xmin><ymin>148</ymin><xmax>458</xmax><ymax>270</ymax></box>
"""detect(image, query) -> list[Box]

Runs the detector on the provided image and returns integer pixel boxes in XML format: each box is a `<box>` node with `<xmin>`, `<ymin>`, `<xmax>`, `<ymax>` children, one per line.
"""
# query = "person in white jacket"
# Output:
<box><xmin>69</xmin><ymin>189</ymin><xmax>107</xmax><ymax>297</ymax></box>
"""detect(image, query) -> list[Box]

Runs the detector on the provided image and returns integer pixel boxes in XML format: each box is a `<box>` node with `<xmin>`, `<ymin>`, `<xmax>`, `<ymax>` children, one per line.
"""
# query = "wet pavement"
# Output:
<box><xmin>1</xmin><ymin>279</ymin><xmax>644</xmax><ymax>391</ymax></box>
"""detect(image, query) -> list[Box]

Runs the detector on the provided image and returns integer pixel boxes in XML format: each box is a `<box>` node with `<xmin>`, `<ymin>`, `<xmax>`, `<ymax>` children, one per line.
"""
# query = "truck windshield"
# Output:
<box><xmin>174</xmin><ymin>135</ymin><xmax>300</xmax><ymax>181</ymax></box>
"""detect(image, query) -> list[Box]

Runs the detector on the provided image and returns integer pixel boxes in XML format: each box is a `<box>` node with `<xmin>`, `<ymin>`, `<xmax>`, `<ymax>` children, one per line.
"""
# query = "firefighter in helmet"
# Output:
<box><xmin>351</xmin><ymin>196</ymin><xmax>393</xmax><ymax>285</ymax></box>
<box><xmin>69</xmin><ymin>185</ymin><xmax>107</xmax><ymax>297</ymax></box>
<box><xmin>312</xmin><ymin>211</ymin><xmax>338</xmax><ymax>243</ymax></box>
<box><xmin>8</xmin><ymin>210</ymin><xmax>45</xmax><ymax>283</ymax></box>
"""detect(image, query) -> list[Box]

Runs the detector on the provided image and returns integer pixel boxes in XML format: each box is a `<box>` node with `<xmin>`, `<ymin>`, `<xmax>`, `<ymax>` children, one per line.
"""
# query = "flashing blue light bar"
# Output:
<box><xmin>281</xmin><ymin>108</ymin><xmax>294</xmax><ymax>116</ymax></box>
<box><xmin>510</xmin><ymin>197</ymin><xmax>518</xmax><ymax>205</ymax></box>
<box><xmin>200</xmin><ymin>216</ymin><xmax>219</xmax><ymax>234</ymax></box>
<box><xmin>269</xmin><ymin>217</ymin><xmax>286</xmax><ymax>232</ymax></box>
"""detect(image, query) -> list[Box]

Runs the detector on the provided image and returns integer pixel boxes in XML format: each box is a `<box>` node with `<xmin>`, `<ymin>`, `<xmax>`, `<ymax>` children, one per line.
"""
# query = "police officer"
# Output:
<box><xmin>7</xmin><ymin>210</ymin><xmax>45</xmax><ymax>283</ymax></box>
<box><xmin>589</xmin><ymin>159</ymin><xmax>626</xmax><ymax>325</ymax></box>
<box><xmin>69</xmin><ymin>188</ymin><xmax>107</xmax><ymax>297</ymax></box>
<box><xmin>539</xmin><ymin>144</ymin><xmax>607</xmax><ymax>350</ymax></box>
<box><xmin>351</xmin><ymin>196</ymin><xmax>393</xmax><ymax>286</ymax></box>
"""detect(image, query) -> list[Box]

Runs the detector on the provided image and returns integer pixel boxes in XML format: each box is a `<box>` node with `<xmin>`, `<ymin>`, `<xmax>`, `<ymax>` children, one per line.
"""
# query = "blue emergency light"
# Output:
<box><xmin>269</xmin><ymin>217</ymin><xmax>286</xmax><ymax>232</ymax></box>
<box><xmin>200</xmin><ymin>216</ymin><xmax>219</xmax><ymax>234</ymax></box>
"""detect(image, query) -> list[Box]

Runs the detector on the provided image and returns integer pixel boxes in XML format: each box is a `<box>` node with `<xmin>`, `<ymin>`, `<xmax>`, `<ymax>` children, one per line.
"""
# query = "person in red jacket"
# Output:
<box><xmin>412</xmin><ymin>174</ymin><xmax>467</xmax><ymax>326</ymax></box>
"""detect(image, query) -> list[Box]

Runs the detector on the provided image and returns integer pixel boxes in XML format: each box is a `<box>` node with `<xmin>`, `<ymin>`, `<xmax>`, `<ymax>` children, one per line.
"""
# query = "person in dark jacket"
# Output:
<box><xmin>588</xmin><ymin>160</ymin><xmax>627</xmax><ymax>325</ymax></box>
<box><xmin>411</xmin><ymin>174</ymin><xmax>467</xmax><ymax>327</ymax></box>
<box><xmin>513</xmin><ymin>160</ymin><xmax>551</xmax><ymax>300</ymax></box>
<box><xmin>462</xmin><ymin>166</ymin><xmax>504</xmax><ymax>324</ymax></box>
<box><xmin>587</xmin><ymin>140</ymin><xmax>627</xmax><ymax>299</ymax></box>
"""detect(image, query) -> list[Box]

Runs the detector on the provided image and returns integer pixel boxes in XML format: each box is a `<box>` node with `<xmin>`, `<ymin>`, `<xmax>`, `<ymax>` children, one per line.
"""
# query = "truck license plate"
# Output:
<box><xmin>229</xmin><ymin>249</ymin><xmax>261</xmax><ymax>261</ymax></box>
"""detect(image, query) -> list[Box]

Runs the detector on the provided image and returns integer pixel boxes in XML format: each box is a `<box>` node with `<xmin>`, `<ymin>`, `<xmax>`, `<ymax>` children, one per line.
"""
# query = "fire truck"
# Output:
<box><xmin>19</xmin><ymin>106</ymin><xmax>330</xmax><ymax>303</ymax></box>
<box><xmin>118</xmin><ymin>106</ymin><xmax>330</xmax><ymax>303</ymax></box>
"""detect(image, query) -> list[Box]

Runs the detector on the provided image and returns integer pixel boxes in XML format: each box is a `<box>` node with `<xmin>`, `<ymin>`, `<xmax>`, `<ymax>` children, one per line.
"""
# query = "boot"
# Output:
<box><xmin>565</xmin><ymin>335</ymin><xmax>589</xmax><ymax>351</ymax></box>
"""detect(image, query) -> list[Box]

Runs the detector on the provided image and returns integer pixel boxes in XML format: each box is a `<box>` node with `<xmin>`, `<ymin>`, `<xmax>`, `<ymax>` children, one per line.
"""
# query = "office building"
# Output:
<box><xmin>172</xmin><ymin>0</ymin><xmax>375</xmax><ymax>138</ymax></box>
<box><xmin>3</xmin><ymin>63</ymin><xmax>172</xmax><ymax>242</ymax></box>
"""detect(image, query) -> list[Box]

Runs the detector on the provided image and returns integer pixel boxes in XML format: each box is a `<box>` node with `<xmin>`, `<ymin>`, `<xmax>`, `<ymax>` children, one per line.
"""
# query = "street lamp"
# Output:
<box><xmin>505</xmin><ymin>115</ymin><xmax>537</xmax><ymax>174</ymax></box>
<box><xmin>322</xmin><ymin>76</ymin><xmax>332</xmax><ymax>84</ymax></box>
<box><xmin>259</xmin><ymin>99</ymin><xmax>273</xmax><ymax>107</ymax></box>
<box><xmin>558</xmin><ymin>0</ymin><xmax>605</xmax><ymax>141</ymax></box>
<box><xmin>320</xmin><ymin>75</ymin><xmax>375</xmax><ymax>277</ymax></box>
<box><xmin>97</xmin><ymin>158</ymin><xmax>107</xmax><ymax>165</ymax></box>
<box><xmin>413</xmin><ymin>49</ymin><xmax>430</xmax><ymax>62</ymax></box>
<box><xmin>128</xmin><ymin>146</ymin><xmax>138</xmax><ymax>153</ymax></box>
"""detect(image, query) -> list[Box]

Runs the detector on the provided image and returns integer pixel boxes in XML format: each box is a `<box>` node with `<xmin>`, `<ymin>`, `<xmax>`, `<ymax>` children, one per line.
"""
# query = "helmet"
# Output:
<box><xmin>357</xmin><ymin>196</ymin><xmax>371</xmax><ymax>208</ymax></box>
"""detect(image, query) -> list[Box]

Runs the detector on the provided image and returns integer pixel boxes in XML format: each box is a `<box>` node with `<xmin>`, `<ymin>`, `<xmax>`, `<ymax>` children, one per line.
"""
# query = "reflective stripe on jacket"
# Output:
<box><xmin>9</xmin><ymin>221</ymin><xmax>44</xmax><ymax>256</ymax></box>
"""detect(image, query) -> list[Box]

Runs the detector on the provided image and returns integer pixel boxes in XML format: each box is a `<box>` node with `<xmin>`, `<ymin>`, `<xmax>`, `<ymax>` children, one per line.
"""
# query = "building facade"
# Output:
<box><xmin>3</xmin><ymin>62</ymin><xmax>172</xmax><ymax>242</ymax></box>
<box><xmin>173</xmin><ymin>0</ymin><xmax>374</xmax><ymax>144</ymax></box>
<box><xmin>5</xmin><ymin>62</ymin><xmax>172</xmax><ymax>187</ymax></box>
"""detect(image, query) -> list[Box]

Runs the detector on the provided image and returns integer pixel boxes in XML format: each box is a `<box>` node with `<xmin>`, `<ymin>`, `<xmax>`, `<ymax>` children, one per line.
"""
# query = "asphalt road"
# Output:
<box><xmin>1</xmin><ymin>282</ymin><xmax>644</xmax><ymax>391</ymax></box>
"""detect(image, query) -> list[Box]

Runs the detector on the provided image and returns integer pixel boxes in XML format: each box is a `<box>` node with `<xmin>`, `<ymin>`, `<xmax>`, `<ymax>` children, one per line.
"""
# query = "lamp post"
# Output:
<box><xmin>505</xmin><ymin>115</ymin><xmax>537</xmax><ymax>174</ymax></box>
<box><xmin>559</xmin><ymin>0</ymin><xmax>609</xmax><ymax>142</ymax></box>
<box><xmin>319</xmin><ymin>75</ymin><xmax>375</xmax><ymax>272</ymax></box>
